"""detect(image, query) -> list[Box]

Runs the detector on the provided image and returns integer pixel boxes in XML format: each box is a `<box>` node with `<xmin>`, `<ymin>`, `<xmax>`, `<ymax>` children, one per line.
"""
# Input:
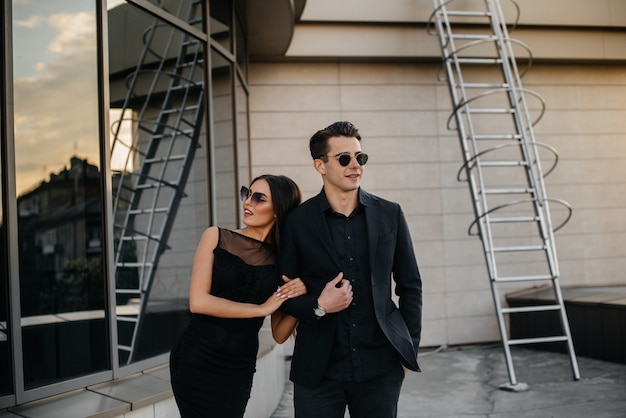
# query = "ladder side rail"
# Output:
<box><xmin>126</xmin><ymin>2</ymin><xmax>206</xmax><ymax>362</ymax></box>
<box><xmin>492</xmin><ymin>6</ymin><xmax>564</xmax><ymax>281</ymax></box>
<box><xmin>113</xmin><ymin>22</ymin><xmax>185</xmax><ymax>280</ymax></box>
<box><xmin>432</xmin><ymin>1</ymin><xmax>502</xmax><ymax>283</ymax></box>
<box><xmin>120</xmin><ymin>22</ymin><xmax>197</xmax><ymax>289</ymax></box>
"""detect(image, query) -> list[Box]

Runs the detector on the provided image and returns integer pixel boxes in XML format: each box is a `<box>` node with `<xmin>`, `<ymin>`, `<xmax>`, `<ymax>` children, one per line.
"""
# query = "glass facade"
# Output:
<box><xmin>108</xmin><ymin>0</ymin><xmax>209</xmax><ymax>366</ymax></box>
<box><xmin>1</xmin><ymin>0</ymin><xmax>249</xmax><ymax>407</ymax></box>
<box><xmin>0</xmin><ymin>2</ymin><xmax>11</xmax><ymax>399</ymax></box>
<box><xmin>12</xmin><ymin>0</ymin><xmax>108</xmax><ymax>390</ymax></box>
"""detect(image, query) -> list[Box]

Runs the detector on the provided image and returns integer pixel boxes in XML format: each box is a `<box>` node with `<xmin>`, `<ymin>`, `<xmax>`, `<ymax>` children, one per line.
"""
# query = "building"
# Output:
<box><xmin>1</xmin><ymin>0</ymin><xmax>625</xmax><ymax>416</ymax></box>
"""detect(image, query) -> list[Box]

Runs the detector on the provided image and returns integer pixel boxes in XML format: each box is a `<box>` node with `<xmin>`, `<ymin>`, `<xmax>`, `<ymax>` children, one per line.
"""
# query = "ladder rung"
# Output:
<box><xmin>458</xmin><ymin>83</ymin><xmax>509</xmax><ymax>89</ymax></box>
<box><xmin>136</xmin><ymin>182</ymin><xmax>179</xmax><ymax>190</ymax></box>
<box><xmin>481</xmin><ymin>188</ymin><xmax>533</xmax><ymax>195</ymax></box>
<box><xmin>471</xmin><ymin>134</ymin><xmax>522</xmax><ymax>140</ymax></box>
<box><xmin>453</xmin><ymin>58</ymin><xmax>502</xmax><ymax>64</ymax></box>
<box><xmin>479</xmin><ymin>161</ymin><xmax>528</xmax><ymax>168</ymax></box>
<box><xmin>170</xmin><ymin>84</ymin><xmax>203</xmax><ymax>93</ymax></box>
<box><xmin>501</xmin><ymin>304</ymin><xmax>562</xmax><ymax>314</ymax></box>
<box><xmin>121</xmin><ymin>235</ymin><xmax>148</xmax><ymax>241</ymax></box>
<box><xmin>118</xmin><ymin>345</ymin><xmax>132</xmax><ymax>352</ymax></box>
<box><xmin>489</xmin><ymin>216</ymin><xmax>539</xmax><ymax>223</ymax></box>
<box><xmin>144</xmin><ymin>155</ymin><xmax>186</xmax><ymax>164</ymax></box>
<box><xmin>128</xmin><ymin>208</ymin><xmax>169</xmax><ymax>215</ymax></box>
<box><xmin>492</xmin><ymin>245</ymin><xmax>546</xmax><ymax>253</ymax></box>
<box><xmin>442</xmin><ymin>10</ymin><xmax>491</xmax><ymax>18</ymax></box>
<box><xmin>465</xmin><ymin>108</ymin><xmax>515</xmax><ymax>114</ymax></box>
<box><xmin>494</xmin><ymin>274</ymin><xmax>554</xmax><ymax>283</ymax></box>
<box><xmin>117</xmin><ymin>262</ymin><xmax>153</xmax><ymax>268</ymax></box>
<box><xmin>151</xmin><ymin>129</ymin><xmax>194</xmax><ymax>140</ymax></box>
<box><xmin>450</xmin><ymin>34</ymin><xmax>495</xmax><ymax>41</ymax></box>
<box><xmin>508</xmin><ymin>335</ymin><xmax>569</xmax><ymax>346</ymax></box>
<box><xmin>162</xmin><ymin>105</ymin><xmax>201</xmax><ymax>117</ymax></box>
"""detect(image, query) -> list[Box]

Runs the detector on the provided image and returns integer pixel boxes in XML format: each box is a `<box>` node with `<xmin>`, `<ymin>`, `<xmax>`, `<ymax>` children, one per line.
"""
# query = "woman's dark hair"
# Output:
<box><xmin>250</xmin><ymin>174</ymin><xmax>301</xmax><ymax>252</ymax></box>
<box><xmin>309</xmin><ymin>121</ymin><xmax>361</xmax><ymax>160</ymax></box>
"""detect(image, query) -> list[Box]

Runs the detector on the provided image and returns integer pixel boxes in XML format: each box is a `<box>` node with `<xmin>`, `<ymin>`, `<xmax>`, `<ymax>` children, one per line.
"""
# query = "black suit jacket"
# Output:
<box><xmin>279</xmin><ymin>188</ymin><xmax>422</xmax><ymax>387</ymax></box>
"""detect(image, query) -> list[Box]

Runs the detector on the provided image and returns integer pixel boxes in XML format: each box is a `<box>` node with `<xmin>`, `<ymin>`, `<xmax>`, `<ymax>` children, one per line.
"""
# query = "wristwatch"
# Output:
<box><xmin>313</xmin><ymin>300</ymin><xmax>326</xmax><ymax>318</ymax></box>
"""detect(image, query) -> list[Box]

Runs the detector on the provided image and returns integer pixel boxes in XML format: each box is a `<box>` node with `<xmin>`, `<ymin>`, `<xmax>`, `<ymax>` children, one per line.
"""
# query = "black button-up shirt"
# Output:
<box><xmin>321</xmin><ymin>192</ymin><xmax>398</xmax><ymax>382</ymax></box>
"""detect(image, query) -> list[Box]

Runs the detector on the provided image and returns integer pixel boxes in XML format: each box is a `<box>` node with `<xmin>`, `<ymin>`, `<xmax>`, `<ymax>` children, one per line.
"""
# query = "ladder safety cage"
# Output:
<box><xmin>428</xmin><ymin>0</ymin><xmax>579</xmax><ymax>390</ymax></box>
<box><xmin>110</xmin><ymin>0</ymin><xmax>205</xmax><ymax>364</ymax></box>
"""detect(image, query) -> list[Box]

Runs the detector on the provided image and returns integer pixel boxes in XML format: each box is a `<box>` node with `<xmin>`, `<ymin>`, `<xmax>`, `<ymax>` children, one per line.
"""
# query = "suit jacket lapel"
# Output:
<box><xmin>362</xmin><ymin>190</ymin><xmax>380</xmax><ymax>275</ymax></box>
<box><xmin>309</xmin><ymin>193</ymin><xmax>341</xmax><ymax>269</ymax></box>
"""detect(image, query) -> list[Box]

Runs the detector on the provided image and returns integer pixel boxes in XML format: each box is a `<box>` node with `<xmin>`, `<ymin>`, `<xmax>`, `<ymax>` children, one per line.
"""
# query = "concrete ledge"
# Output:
<box><xmin>4</xmin><ymin>327</ymin><xmax>287</xmax><ymax>418</ymax></box>
<box><xmin>507</xmin><ymin>285</ymin><xmax>626</xmax><ymax>364</ymax></box>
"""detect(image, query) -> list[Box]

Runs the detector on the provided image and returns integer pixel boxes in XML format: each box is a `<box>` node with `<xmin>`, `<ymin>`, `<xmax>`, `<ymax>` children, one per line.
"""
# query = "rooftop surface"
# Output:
<box><xmin>271</xmin><ymin>344</ymin><xmax>626</xmax><ymax>418</ymax></box>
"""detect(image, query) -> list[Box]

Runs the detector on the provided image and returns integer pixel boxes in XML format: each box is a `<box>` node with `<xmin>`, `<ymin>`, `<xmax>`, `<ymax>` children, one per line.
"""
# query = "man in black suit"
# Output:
<box><xmin>279</xmin><ymin>121</ymin><xmax>422</xmax><ymax>418</ymax></box>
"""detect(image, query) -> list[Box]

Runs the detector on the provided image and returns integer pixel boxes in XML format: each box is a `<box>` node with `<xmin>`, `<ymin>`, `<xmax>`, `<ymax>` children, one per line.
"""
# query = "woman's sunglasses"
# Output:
<box><xmin>322</xmin><ymin>152</ymin><xmax>369</xmax><ymax>167</ymax></box>
<box><xmin>240</xmin><ymin>186</ymin><xmax>267</xmax><ymax>206</ymax></box>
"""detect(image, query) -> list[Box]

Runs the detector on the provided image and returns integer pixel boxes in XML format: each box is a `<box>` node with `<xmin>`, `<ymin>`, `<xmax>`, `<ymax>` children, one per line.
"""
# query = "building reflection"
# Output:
<box><xmin>18</xmin><ymin>156</ymin><xmax>104</xmax><ymax>317</ymax></box>
<box><xmin>16</xmin><ymin>156</ymin><xmax>108</xmax><ymax>389</ymax></box>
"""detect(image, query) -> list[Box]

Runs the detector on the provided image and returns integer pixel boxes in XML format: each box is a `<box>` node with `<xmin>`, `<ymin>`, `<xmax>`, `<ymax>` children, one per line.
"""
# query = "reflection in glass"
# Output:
<box><xmin>0</xmin><ymin>33</ymin><xmax>11</xmax><ymax>395</ymax></box>
<box><xmin>236</xmin><ymin>75</ymin><xmax>250</xmax><ymax>197</ymax></box>
<box><xmin>108</xmin><ymin>2</ymin><xmax>209</xmax><ymax>365</ymax></box>
<box><xmin>12</xmin><ymin>0</ymin><xmax>108</xmax><ymax>389</ymax></box>
<box><xmin>140</xmin><ymin>0</ymin><xmax>204</xmax><ymax>25</ymax></box>
<box><xmin>210</xmin><ymin>0</ymin><xmax>232</xmax><ymax>52</ymax></box>
<box><xmin>212</xmin><ymin>48</ymin><xmax>237</xmax><ymax>228</ymax></box>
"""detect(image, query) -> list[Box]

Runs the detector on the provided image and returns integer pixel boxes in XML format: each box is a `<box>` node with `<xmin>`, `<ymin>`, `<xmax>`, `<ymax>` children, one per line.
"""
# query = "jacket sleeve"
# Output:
<box><xmin>392</xmin><ymin>207</ymin><xmax>423</xmax><ymax>350</ymax></box>
<box><xmin>278</xmin><ymin>210</ymin><xmax>318</xmax><ymax>321</ymax></box>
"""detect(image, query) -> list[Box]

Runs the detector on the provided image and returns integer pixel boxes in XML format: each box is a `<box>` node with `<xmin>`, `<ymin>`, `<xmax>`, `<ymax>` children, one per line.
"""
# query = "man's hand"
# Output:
<box><xmin>317</xmin><ymin>272</ymin><xmax>353</xmax><ymax>313</ymax></box>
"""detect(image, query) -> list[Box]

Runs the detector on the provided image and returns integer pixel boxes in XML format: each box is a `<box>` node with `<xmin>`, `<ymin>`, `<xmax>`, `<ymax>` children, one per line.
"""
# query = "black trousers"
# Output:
<box><xmin>293</xmin><ymin>363</ymin><xmax>406</xmax><ymax>418</ymax></box>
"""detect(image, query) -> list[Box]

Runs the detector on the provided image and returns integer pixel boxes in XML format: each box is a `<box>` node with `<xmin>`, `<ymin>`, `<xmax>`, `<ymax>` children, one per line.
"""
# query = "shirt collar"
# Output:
<box><xmin>319</xmin><ymin>187</ymin><xmax>368</xmax><ymax>212</ymax></box>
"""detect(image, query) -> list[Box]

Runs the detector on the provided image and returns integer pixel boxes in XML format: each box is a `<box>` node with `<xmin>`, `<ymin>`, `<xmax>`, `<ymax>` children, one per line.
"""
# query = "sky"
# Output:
<box><xmin>12</xmin><ymin>0</ymin><xmax>130</xmax><ymax>196</ymax></box>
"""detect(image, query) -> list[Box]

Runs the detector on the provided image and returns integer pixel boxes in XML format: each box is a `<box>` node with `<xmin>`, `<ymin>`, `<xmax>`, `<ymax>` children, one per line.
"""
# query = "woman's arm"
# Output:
<box><xmin>271</xmin><ymin>310</ymin><xmax>298</xmax><ymax>344</ymax></box>
<box><xmin>188</xmin><ymin>227</ymin><xmax>286</xmax><ymax>318</ymax></box>
<box><xmin>271</xmin><ymin>275</ymin><xmax>306</xmax><ymax>343</ymax></box>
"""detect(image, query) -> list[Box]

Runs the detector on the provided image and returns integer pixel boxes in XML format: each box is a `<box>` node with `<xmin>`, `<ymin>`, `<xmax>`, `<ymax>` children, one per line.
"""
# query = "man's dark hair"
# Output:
<box><xmin>309</xmin><ymin>121</ymin><xmax>361</xmax><ymax>160</ymax></box>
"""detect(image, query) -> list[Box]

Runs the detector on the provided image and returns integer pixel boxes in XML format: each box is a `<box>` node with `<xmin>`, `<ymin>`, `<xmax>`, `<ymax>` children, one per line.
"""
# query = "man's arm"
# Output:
<box><xmin>393</xmin><ymin>207</ymin><xmax>423</xmax><ymax>348</ymax></box>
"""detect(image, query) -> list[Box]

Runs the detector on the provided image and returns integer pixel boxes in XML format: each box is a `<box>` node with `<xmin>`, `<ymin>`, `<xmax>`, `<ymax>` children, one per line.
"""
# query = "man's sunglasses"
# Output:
<box><xmin>240</xmin><ymin>186</ymin><xmax>267</xmax><ymax>206</ymax></box>
<box><xmin>321</xmin><ymin>152</ymin><xmax>369</xmax><ymax>167</ymax></box>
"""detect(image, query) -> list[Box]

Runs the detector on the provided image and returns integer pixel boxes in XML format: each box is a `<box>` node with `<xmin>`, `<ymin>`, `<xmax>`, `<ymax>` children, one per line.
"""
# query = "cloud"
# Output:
<box><xmin>13</xmin><ymin>11</ymin><xmax>100</xmax><ymax>196</ymax></box>
<box><xmin>14</xmin><ymin>15</ymin><xmax>45</xmax><ymax>28</ymax></box>
<box><xmin>48</xmin><ymin>12</ymin><xmax>96</xmax><ymax>55</ymax></box>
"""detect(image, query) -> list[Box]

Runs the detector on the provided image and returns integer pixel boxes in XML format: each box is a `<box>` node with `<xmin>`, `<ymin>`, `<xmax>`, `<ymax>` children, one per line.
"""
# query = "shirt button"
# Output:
<box><xmin>349</xmin><ymin>257</ymin><xmax>354</xmax><ymax>262</ymax></box>
<box><xmin>347</xmin><ymin>235</ymin><xmax>351</xmax><ymax>240</ymax></box>
<box><xmin>352</xmin><ymin>323</ymin><xmax>356</xmax><ymax>327</ymax></box>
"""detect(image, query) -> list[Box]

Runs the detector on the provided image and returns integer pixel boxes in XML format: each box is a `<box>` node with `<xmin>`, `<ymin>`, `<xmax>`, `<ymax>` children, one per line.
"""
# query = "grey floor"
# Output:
<box><xmin>271</xmin><ymin>344</ymin><xmax>626</xmax><ymax>418</ymax></box>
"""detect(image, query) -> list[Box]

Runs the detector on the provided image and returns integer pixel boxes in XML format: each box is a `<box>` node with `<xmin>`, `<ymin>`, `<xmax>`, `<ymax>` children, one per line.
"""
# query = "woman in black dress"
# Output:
<box><xmin>170</xmin><ymin>174</ymin><xmax>303</xmax><ymax>418</ymax></box>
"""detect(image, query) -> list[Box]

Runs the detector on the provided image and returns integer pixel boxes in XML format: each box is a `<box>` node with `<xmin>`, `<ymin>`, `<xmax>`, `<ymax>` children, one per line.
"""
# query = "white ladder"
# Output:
<box><xmin>428</xmin><ymin>0</ymin><xmax>580</xmax><ymax>390</ymax></box>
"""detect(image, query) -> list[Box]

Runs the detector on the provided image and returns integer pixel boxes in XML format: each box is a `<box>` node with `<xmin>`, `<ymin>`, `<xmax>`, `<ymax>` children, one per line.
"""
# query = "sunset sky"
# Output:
<box><xmin>12</xmin><ymin>0</ymin><xmax>131</xmax><ymax>196</ymax></box>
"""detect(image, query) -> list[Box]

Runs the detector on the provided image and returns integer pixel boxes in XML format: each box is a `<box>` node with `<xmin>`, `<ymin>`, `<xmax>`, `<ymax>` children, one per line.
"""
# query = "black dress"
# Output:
<box><xmin>170</xmin><ymin>228</ymin><xmax>279</xmax><ymax>418</ymax></box>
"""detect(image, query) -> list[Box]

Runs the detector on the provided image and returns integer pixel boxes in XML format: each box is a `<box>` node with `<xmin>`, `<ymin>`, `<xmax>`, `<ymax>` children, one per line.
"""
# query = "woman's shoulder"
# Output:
<box><xmin>198</xmin><ymin>226</ymin><xmax>220</xmax><ymax>249</ymax></box>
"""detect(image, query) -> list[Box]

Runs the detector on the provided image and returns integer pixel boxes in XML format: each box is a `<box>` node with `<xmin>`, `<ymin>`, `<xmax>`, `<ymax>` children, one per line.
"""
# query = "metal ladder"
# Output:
<box><xmin>428</xmin><ymin>0</ymin><xmax>580</xmax><ymax>390</ymax></box>
<box><xmin>110</xmin><ymin>0</ymin><xmax>205</xmax><ymax>364</ymax></box>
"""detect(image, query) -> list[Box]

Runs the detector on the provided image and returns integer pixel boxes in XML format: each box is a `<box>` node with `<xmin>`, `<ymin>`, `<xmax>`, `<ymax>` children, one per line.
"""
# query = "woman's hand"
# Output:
<box><xmin>257</xmin><ymin>290</ymin><xmax>286</xmax><ymax>316</ymax></box>
<box><xmin>276</xmin><ymin>275</ymin><xmax>307</xmax><ymax>299</ymax></box>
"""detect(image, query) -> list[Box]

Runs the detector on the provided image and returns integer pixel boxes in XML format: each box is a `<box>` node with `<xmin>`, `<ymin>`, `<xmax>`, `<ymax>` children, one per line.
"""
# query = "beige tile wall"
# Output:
<box><xmin>248</xmin><ymin>62</ymin><xmax>626</xmax><ymax>348</ymax></box>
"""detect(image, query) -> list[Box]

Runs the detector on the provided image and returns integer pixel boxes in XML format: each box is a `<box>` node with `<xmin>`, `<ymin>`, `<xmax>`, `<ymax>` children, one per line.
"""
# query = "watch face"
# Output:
<box><xmin>314</xmin><ymin>307</ymin><xmax>325</xmax><ymax>317</ymax></box>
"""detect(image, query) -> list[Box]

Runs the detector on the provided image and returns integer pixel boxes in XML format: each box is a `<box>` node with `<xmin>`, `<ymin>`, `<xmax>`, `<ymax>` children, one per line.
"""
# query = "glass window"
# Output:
<box><xmin>108</xmin><ymin>2</ymin><xmax>209</xmax><ymax>365</ymax></box>
<box><xmin>210</xmin><ymin>0</ymin><xmax>232</xmax><ymax>52</ymax></box>
<box><xmin>236</xmin><ymin>74</ymin><xmax>250</xmax><ymax>193</ymax></box>
<box><xmin>12</xmin><ymin>0</ymin><xmax>108</xmax><ymax>389</ymax></box>
<box><xmin>0</xmin><ymin>3</ymin><xmax>11</xmax><ymax>399</ymax></box>
<box><xmin>138</xmin><ymin>0</ymin><xmax>204</xmax><ymax>26</ymax></box>
<box><xmin>211</xmin><ymin>48</ymin><xmax>237</xmax><ymax>228</ymax></box>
